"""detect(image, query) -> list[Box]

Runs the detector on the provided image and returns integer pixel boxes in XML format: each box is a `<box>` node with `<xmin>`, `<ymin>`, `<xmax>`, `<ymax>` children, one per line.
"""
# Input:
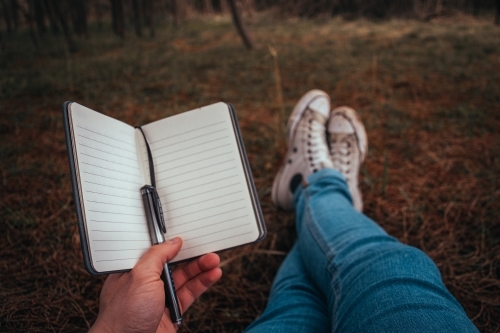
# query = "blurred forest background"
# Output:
<box><xmin>1</xmin><ymin>0</ymin><xmax>499</xmax><ymax>52</ymax></box>
<box><xmin>1</xmin><ymin>0</ymin><xmax>500</xmax><ymax>332</ymax></box>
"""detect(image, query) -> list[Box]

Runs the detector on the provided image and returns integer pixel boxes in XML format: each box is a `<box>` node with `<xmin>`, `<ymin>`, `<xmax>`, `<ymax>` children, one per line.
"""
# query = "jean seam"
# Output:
<box><xmin>303</xmin><ymin>188</ymin><xmax>340</xmax><ymax>327</ymax></box>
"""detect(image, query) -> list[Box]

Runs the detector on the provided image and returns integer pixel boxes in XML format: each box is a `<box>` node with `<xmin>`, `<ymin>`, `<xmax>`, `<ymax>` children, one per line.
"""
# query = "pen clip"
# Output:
<box><xmin>141</xmin><ymin>184</ymin><xmax>166</xmax><ymax>236</ymax></box>
<box><xmin>150</xmin><ymin>186</ymin><xmax>166</xmax><ymax>234</ymax></box>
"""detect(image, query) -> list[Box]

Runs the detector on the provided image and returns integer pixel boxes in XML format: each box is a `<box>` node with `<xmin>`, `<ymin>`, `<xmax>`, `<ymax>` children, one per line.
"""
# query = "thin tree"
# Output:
<box><xmin>42</xmin><ymin>0</ymin><xmax>59</xmax><ymax>34</ymax></box>
<box><xmin>20</xmin><ymin>0</ymin><xmax>40</xmax><ymax>48</ymax></box>
<box><xmin>95</xmin><ymin>0</ymin><xmax>103</xmax><ymax>30</ymax></box>
<box><xmin>33</xmin><ymin>0</ymin><xmax>46</xmax><ymax>34</ymax></box>
<box><xmin>471</xmin><ymin>0</ymin><xmax>480</xmax><ymax>16</ymax></box>
<box><xmin>71</xmin><ymin>0</ymin><xmax>88</xmax><ymax>37</ymax></box>
<box><xmin>227</xmin><ymin>0</ymin><xmax>255</xmax><ymax>50</ymax></box>
<box><xmin>142</xmin><ymin>0</ymin><xmax>154</xmax><ymax>37</ymax></box>
<box><xmin>131</xmin><ymin>0</ymin><xmax>143</xmax><ymax>36</ymax></box>
<box><xmin>1</xmin><ymin>0</ymin><xmax>13</xmax><ymax>32</ymax></box>
<box><xmin>495</xmin><ymin>0</ymin><xmax>500</xmax><ymax>25</ymax></box>
<box><xmin>9</xmin><ymin>0</ymin><xmax>19</xmax><ymax>30</ymax></box>
<box><xmin>203</xmin><ymin>0</ymin><xmax>213</xmax><ymax>14</ymax></box>
<box><xmin>172</xmin><ymin>0</ymin><xmax>181</xmax><ymax>26</ymax></box>
<box><xmin>110</xmin><ymin>0</ymin><xmax>125</xmax><ymax>38</ymax></box>
<box><xmin>49</xmin><ymin>0</ymin><xmax>78</xmax><ymax>52</ymax></box>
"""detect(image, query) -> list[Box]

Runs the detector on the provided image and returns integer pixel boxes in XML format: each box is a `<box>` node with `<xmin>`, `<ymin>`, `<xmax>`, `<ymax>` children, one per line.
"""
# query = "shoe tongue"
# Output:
<box><xmin>330</xmin><ymin>115</ymin><xmax>354</xmax><ymax>134</ymax></box>
<box><xmin>309</xmin><ymin>97</ymin><xmax>330</xmax><ymax>119</ymax></box>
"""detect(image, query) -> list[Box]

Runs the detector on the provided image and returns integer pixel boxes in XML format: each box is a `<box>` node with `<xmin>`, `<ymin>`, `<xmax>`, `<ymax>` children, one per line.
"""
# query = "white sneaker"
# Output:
<box><xmin>272</xmin><ymin>90</ymin><xmax>333</xmax><ymax>211</ymax></box>
<box><xmin>328</xmin><ymin>106</ymin><xmax>368</xmax><ymax>212</ymax></box>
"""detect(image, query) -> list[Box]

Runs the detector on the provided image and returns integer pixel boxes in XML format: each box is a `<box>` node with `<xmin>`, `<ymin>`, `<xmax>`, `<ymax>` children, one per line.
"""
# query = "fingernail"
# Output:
<box><xmin>170</xmin><ymin>237</ymin><xmax>181</xmax><ymax>245</ymax></box>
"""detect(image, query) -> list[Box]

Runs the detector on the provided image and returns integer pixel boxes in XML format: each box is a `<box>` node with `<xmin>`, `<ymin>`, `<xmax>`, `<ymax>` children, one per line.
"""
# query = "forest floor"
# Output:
<box><xmin>1</xmin><ymin>12</ymin><xmax>499</xmax><ymax>332</ymax></box>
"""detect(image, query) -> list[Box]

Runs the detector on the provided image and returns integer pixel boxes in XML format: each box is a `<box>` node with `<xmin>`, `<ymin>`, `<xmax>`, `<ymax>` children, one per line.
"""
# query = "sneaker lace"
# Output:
<box><xmin>305</xmin><ymin>112</ymin><xmax>331</xmax><ymax>171</ymax></box>
<box><xmin>330</xmin><ymin>135</ymin><xmax>354</xmax><ymax>177</ymax></box>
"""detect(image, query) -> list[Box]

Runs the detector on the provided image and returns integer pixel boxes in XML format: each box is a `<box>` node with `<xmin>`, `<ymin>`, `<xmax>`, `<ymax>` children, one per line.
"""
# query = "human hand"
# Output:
<box><xmin>89</xmin><ymin>237</ymin><xmax>222</xmax><ymax>333</ymax></box>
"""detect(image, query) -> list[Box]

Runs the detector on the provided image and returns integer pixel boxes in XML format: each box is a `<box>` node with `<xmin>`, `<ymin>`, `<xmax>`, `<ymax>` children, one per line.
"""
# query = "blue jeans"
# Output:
<box><xmin>246</xmin><ymin>169</ymin><xmax>478</xmax><ymax>333</ymax></box>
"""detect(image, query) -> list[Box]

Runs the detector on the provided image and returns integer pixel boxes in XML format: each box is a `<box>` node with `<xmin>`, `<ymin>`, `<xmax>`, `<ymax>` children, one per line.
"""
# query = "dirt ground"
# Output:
<box><xmin>1</xmin><ymin>13</ymin><xmax>499</xmax><ymax>332</ymax></box>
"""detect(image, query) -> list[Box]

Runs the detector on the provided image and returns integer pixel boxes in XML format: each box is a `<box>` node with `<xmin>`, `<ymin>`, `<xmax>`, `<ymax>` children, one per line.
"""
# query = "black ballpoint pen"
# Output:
<box><xmin>141</xmin><ymin>185</ymin><xmax>183</xmax><ymax>328</ymax></box>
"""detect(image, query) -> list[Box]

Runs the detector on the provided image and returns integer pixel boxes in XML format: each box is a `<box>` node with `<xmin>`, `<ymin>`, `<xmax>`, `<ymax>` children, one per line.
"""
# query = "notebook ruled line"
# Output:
<box><xmin>84</xmin><ymin>181</ymin><xmax>138</xmax><ymax>192</ymax></box>
<box><xmin>181</xmin><ymin>223</ymin><xmax>250</xmax><ymax>243</ymax></box>
<box><xmin>167</xmin><ymin>207</ymin><xmax>247</xmax><ymax>228</ymax></box>
<box><xmin>168</xmin><ymin>215</ymin><xmax>248</xmax><ymax>234</ymax></box>
<box><xmin>86</xmin><ymin>190</ymin><xmax>142</xmax><ymax>200</ymax></box>
<box><xmin>96</xmin><ymin>249</ymin><xmax>148</xmax><ymax>252</ymax></box>
<box><xmin>79</xmin><ymin>143</ymin><xmax>137</xmax><ymax>161</ymax></box>
<box><xmin>155</xmin><ymin>146</ymin><xmax>232</xmax><ymax>167</ymax></box>
<box><xmin>88</xmin><ymin>200</ymin><xmax>143</xmax><ymax>209</ymax></box>
<box><xmin>96</xmin><ymin>257</ymin><xmax>142</xmax><ymax>263</ymax></box>
<box><xmin>80</xmin><ymin>153</ymin><xmax>139</xmax><ymax>169</ymax></box>
<box><xmin>77</xmin><ymin>135</ymin><xmax>137</xmax><ymax>154</ymax></box>
<box><xmin>76</xmin><ymin>125</ymin><xmax>136</xmax><ymax>147</ymax></box>
<box><xmin>90</xmin><ymin>220</ymin><xmax>144</xmax><ymax>225</ymax></box>
<box><xmin>169</xmin><ymin>199</ymin><xmax>245</xmax><ymax>220</ymax></box>
<box><xmin>157</xmin><ymin>163</ymin><xmax>235</xmax><ymax>183</ymax></box>
<box><xmin>160</xmin><ymin>176</ymin><xmax>239</xmax><ymax>198</ymax></box>
<box><xmin>81</xmin><ymin>162</ymin><xmax>141</xmax><ymax>177</ymax></box>
<box><xmin>179</xmin><ymin>231</ymin><xmax>253</xmax><ymax>252</ymax></box>
<box><xmin>165</xmin><ymin>191</ymin><xmax>243</xmax><ymax>213</ymax></box>
<box><xmin>93</xmin><ymin>239</ymin><xmax>149</xmax><ymax>242</ymax></box>
<box><xmin>92</xmin><ymin>230</ymin><xmax>149</xmax><ymax>233</ymax></box>
<box><xmin>157</xmin><ymin>154</ymin><xmax>234</xmax><ymax>173</ymax></box>
<box><xmin>153</xmin><ymin>133</ymin><xmax>229</xmax><ymax>157</ymax></box>
<box><xmin>88</xmin><ymin>210</ymin><xmax>144</xmax><ymax>217</ymax></box>
<box><xmin>148</xmin><ymin>121</ymin><xmax>226</xmax><ymax>145</ymax></box>
<box><xmin>83</xmin><ymin>171</ymin><xmax>142</xmax><ymax>185</ymax></box>
<box><xmin>163</xmin><ymin>182</ymin><xmax>240</xmax><ymax>204</ymax></box>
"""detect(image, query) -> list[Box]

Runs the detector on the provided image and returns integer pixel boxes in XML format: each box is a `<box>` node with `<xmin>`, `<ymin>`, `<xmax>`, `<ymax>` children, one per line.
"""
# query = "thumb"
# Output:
<box><xmin>134</xmin><ymin>237</ymin><xmax>183</xmax><ymax>276</ymax></box>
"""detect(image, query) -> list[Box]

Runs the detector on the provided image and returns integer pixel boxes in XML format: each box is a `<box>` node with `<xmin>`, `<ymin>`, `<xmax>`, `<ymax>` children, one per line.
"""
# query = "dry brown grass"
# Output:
<box><xmin>1</xmin><ymin>13</ymin><xmax>499</xmax><ymax>332</ymax></box>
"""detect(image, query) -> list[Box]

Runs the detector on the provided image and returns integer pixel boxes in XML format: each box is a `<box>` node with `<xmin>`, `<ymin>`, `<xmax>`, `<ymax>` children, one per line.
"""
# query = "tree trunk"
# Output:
<box><xmin>172</xmin><ymin>0</ymin><xmax>181</xmax><ymax>26</ymax></box>
<box><xmin>10</xmin><ymin>0</ymin><xmax>19</xmax><ymax>29</ymax></box>
<box><xmin>203</xmin><ymin>0</ymin><xmax>213</xmax><ymax>13</ymax></box>
<box><xmin>220</xmin><ymin>0</ymin><xmax>229</xmax><ymax>12</ymax></box>
<box><xmin>472</xmin><ymin>0</ymin><xmax>480</xmax><ymax>16</ymax></box>
<box><xmin>95</xmin><ymin>0</ymin><xmax>103</xmax><ymax>30</ymax></box>
<box><xmin>227</xmin><ymin>0</ymin><xmax>254</xmax><ymax>50</ymax></box>
<box><xmin>50</xmin><ymin>0</ymin><xmax>78</xmax><ymax>52</ymax></box>
<box><xmin>33</xmin><ymin>0</ymin><xmax>47</xmax><ymax>34</ymax></box>
<box><xmin>2</xmin><ymin>0</ymin><xmax>13</xmax><ymax>32</ymax></box>
<box><xmin>110</xmin><ymin>0</ymin><xmax>125</xmax><ymax>38</ymax></box>
<box><xmin>0</xmin><ymin>29</ymin><xmax>4</xmax><ymax>53</ymax></box>
<box><xmin>42</xmin><ymin>0</ymin><xmax>59</xmax><ymax>34</ymax></box>
<box><xmin>72</xmin><ymin>0</ymin><xmax>88</xmax><ymax>37</ymax></box>
<box><xmin>495</xmin><ymin>0</ymin><xmax>500</xmax><ymax>25</ymax></box>
<box><xmin>21</xmin><ymin>0</ymin><xmax>40</xmax><ymax>48</ymax></box>
<box><xmin>142</xmin><ymin>0</ymin><xmax>155</xmax><ymax>37</ymax></box>
<box><xmin>132</xmin><ymin>0</ymin><xmax>143</xmax><ymax>36</ymax></box>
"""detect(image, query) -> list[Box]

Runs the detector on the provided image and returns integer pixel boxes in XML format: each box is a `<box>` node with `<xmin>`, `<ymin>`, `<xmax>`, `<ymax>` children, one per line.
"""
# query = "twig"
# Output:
<box><xmin>41</xmin><ymin>197</ymin><xmax>72</xmax><ymax>224</ymax></box>
<box><xmin>398</xmin><ymin>186</ymin><xmax>424</xmax><ymax>223</ymax></box>
<box><xmin>268</xmin><ymin>45</ymin><xmax>286</xmax><ymax>150</ymax></box>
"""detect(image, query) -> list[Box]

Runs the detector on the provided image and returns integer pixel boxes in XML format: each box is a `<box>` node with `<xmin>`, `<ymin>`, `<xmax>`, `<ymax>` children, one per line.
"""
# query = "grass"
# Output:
<box><xmin>1</xmin><ymin>13</ymin><xmax>500</xmax><ymax>332</ymax></box>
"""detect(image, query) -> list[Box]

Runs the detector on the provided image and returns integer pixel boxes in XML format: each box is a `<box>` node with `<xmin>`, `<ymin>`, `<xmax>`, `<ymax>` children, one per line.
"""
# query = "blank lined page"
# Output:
<box><xmin>69</xmin><ymin>103</ymin><xmax>150</xmax><ymax>273</ymax></box>
<box><xmin>140</xmin><ymin>103</ymin><xmax>261</xmax><ymax>262</ymax></box>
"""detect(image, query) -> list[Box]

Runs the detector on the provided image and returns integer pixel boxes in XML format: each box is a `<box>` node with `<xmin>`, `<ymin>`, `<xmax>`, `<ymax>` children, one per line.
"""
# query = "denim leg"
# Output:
<box><xmin>295</xmin><ymin>168</ymin><xmax>478</xmax><ymax>333</ymax></box>
<box><xmin>245</xmin><ymin>244</ymin><xmax>329</xmax><ymax>333</ymax></box>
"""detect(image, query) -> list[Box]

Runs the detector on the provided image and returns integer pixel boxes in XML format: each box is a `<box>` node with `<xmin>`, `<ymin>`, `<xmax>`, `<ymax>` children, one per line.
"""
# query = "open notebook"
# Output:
<box><xmin>63</xmin><ymin>102</ymin><xmax>266</xmax><ymax>275</ymax></box>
